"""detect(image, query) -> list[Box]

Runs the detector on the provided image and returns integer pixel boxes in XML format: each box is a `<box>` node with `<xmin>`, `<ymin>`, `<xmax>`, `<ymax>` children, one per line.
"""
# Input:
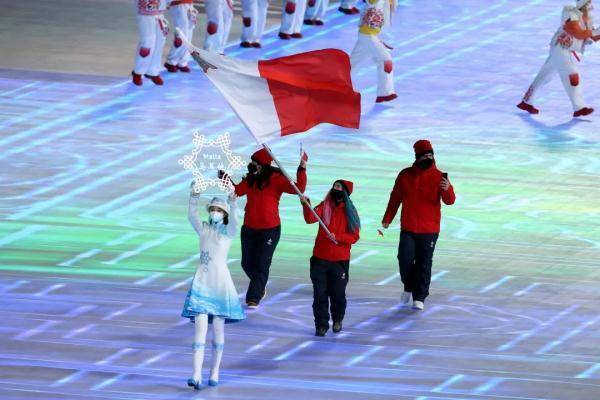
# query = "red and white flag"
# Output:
<box><xmin>178</xmin><ymin>30</ymin><xmax>361</xmax><ymax>143</ymax></box>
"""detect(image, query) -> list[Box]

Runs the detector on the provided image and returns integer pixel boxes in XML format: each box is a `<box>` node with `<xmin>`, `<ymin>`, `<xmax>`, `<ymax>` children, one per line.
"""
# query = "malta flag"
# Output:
<box><xmin>178</xmin><ymin>31</ymin><xmax>361</xmax><ymax>143</ymax></box>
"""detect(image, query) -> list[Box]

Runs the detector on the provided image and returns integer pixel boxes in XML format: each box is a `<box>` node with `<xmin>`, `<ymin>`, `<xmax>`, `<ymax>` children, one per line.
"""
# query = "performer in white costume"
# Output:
<box><xmin>182</xmin><ymin>188</ymin><xmax>246</xmax><ymax>390</ymax></box>
<box><xmin>204</xmin><ymin>0</ymin><xmax>234</xmax><ymax>54</ymax></box>
<box><xmin>350</xmin><ymin>0</ymin><xmax>398</xmax><ymax>103</ymax></box>
<box><xmin>240</xmin><ymin>0</ymin><xmax>269</xmax><ymax>48</ymax></box>
<box><xmin>518</xmin><ymin>0</ymin><xmax>600</xmax><ymax>117</ymax></box>
<box><xmin>165</xmin><ymin>0</ymin><xmax>198</xmax><ymax>72</ymax></box>
<box><xmin>279</xmin><ymin>0</ymin><xmax>308</xmax><ymax>39</ymax></box>
<box><xmin>338</xmin><ymin>0</ymin><xmax>359</xmax><ymax>15</ymax></box>
<box><xmin>132</xmin><ymin>0</ymin><xmax>169</xmax><ymax>86</ymax></box>
<box><xmin>304</xmin><ymin>0</ymin><xmax>329</xmax><ymax>26</ymax></box>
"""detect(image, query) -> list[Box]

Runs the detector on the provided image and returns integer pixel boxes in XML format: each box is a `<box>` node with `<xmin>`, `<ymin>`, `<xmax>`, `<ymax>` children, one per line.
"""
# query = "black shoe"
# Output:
<box><xmin>315</xmin><ymin>326</ymin><xmax>328</xmax><ymax>337</ymax></box>
<box><xmin>332</xmin><ymin>321</ymin><xmax>342</xmax><ymax>333</ymax></box>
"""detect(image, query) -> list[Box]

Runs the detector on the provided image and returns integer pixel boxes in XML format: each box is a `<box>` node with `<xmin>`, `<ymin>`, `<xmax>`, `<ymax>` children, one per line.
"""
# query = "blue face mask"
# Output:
<box><xmin>210</xmin><ymin>211</ymin><xmax>224</xmax><ymax>223</ymax></box>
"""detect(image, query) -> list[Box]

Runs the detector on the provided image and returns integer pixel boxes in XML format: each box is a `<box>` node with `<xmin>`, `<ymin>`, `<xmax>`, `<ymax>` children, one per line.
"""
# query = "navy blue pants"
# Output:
<box><xmin>397</xmin><ymin>231</ymin><xmax>439</xmax><ymax>302</ymax></box>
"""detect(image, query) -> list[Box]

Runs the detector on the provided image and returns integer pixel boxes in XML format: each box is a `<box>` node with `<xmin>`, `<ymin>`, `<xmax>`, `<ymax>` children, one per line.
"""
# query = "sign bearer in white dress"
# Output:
<box><xmin>518</xmin><ymin>0</ymin><xmax>600</xmax><ymax>117</ymax></box>
<box><xmin>350</xmin><ymin>0</ymin><xmax>398</xmax><ymax>103</ymax></box>
<box><xmin>182</xmin><ymin>192</ymin><xmax>245</xmax><ymax>390</ymax></box>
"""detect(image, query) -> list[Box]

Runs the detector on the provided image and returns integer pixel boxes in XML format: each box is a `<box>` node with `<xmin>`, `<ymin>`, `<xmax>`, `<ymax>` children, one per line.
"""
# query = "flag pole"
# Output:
<box><xmin>179</xmin><ymin>30</ymin><xmax>337</xmax><ymax>243</ymax></box>
<box><xmin>260</xmin><ymin>143</ymin><xmax>338</xmax><ymax>244</ymax></box>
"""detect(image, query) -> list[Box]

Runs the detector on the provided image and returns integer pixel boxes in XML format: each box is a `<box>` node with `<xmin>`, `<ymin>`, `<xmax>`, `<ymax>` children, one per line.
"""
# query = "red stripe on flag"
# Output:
<box><xmin>258</xmin><ymin>49</ymin><xmax>361</xmax><ymax>136</ymax></box>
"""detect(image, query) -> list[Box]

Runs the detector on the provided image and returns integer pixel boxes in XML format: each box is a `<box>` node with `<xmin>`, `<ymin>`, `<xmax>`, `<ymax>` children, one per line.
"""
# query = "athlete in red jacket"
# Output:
<box><xmin>222</xmin><ymin>148</ymin><xmax>307</xmax><ymax>308</ymax></box>
<box><xmin>381</xmin><ymin>140</ymin><xmax>455</xmax><ymax>310</ymax></box>
<box><xmin>301</xmin><ymin>179</ymin><xmax>360</xmax><ymax>336</ymax></box>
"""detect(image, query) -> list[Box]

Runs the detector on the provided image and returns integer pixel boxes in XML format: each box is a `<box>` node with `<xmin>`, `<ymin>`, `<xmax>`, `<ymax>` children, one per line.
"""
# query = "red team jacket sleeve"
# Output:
<box><xmin>233</xmin><ymin>179</ymin><xmax>249</xmax><ymax>196</ymax></box>
<box><xmin>277</xmin><ymin>167</ymin><xmax>307</xmax><ymax>194</ymax></box>
<box><xmin>441</xmin><ymin>184</ymin><xmax>456</xmax><ymax>205</ymax></box>
<box><xmin>336</xmin><ymin>227</ymin><xmax>360</xmax><ymax>245</ymax></box>
<box><xmin>382</xmin><ymin>173</ymin><xmax>403</xmax><ymax>224</ymax></box>
<box><xmin>303</xmin><ymin>202</ymin><xmax>323</xmax><ymax>224</ymax></box>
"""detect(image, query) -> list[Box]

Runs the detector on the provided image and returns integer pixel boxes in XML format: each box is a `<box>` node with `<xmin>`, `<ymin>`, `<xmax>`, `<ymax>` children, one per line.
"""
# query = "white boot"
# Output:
<box><xmin>412</xmin><ymin>300</ymin><xmax>424</xmax><ymax>310</ymax></box>
<box><xmin>400</xmin><ymin>291</ymin><xmax>412</xmax><ymax>305</ymax></box>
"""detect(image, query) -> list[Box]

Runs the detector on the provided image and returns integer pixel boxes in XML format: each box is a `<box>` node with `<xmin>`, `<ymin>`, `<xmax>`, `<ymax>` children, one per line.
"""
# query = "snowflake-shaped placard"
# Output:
<box><xmin>179</xmin><ymin>132</ymin><xmax>245</xmax><ymax>194</ymax></box>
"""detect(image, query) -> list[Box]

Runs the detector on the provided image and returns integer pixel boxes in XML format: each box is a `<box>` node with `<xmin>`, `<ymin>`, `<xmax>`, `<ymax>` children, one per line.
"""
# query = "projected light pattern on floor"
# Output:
<box><xmin>0</xmin><ymin>1</ymin><xmax>599</xmax><ymax>399</ymax></box>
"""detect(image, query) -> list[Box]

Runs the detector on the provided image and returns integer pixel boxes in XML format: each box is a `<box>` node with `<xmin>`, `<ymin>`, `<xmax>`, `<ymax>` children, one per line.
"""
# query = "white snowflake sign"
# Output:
<box><xmin>178</xmin><ymin>132</ymin><xmax>244</xmax><ymax>194</ymax></box>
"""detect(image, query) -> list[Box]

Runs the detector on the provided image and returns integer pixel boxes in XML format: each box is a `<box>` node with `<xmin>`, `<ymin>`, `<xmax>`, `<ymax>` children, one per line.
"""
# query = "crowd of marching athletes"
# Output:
<box><xmin>131</xmin><ymin>0</ymin><xmax>399</xmax><ymax>103</ymax></box>
<box><xmin>133</xmin><ymin>0</ymin><xmax>600</xmax><ymax>114</ymax></box>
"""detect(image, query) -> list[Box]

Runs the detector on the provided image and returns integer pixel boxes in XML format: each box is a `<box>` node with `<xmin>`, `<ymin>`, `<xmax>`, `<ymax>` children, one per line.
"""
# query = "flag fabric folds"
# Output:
<box><xmin>182</xmin><ymin>35</ymin><xmax>361</xmax><ymax>142</ymax></box>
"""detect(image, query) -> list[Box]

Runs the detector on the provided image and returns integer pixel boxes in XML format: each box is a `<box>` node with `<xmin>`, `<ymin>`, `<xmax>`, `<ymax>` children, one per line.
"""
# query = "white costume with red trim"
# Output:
<box><xmin>204</xmin><ymin>0</ymin><xmax>234</xmax><ymax>53</ymax></box>
<box><xmin>134</xmin><ymin>0</ymin><xmax>169</xmax><ymax>76</ymax></box>
<box><xmin>166</xmin><ymin>0</ymin><xmax>197</xmax><ymax>68</ymax></box>
<box><xmin>350</xmin><ymin>0</ymin><xmax>396</xmax><ymax>99</ymax></box>
<box><xmin>280</xmin><ymin>0</ymin><xmax>308</xmax><ymax>35</ymax></box>
<box><xmin>241</xmin><ymin>0</ymin><xmax>269</xmax><ymax>44</ymax></box>
<box><xmin>340</xmin><ymin>0</ymin><xmax>356</xmax><ymax>11</ymax></box>
<box><xmin>305</xmin><ymin>0</ymin><xmax>330</xmax><ymax>22</ymax></box>
<box><xmin>522</xmin><ymin>4</ymin><xmax>599</xmax><ymax>111</ymax></box>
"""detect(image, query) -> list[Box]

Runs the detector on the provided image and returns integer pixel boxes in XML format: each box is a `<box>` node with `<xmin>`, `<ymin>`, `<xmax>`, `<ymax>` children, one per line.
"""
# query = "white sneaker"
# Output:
<box><xmin>401</xmin><ymin>291</ymin><xmax>412</xmax><ymax>305</ymax></box>
<box><xmin>412</xmin><ymin>301</ymin><xmax>424</xmax><ymax>310</ymax></box>
<box><xmin>246</xmin><ymin>301</ymin><xmax>259</xmax><ymax>309</ymax></box>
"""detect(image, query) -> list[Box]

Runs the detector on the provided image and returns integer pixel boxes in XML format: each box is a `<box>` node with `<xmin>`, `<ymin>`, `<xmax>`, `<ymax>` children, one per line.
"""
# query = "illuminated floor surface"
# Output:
<box><xmin>1</xmin><ymin>1</ymin><xmax>599</xmax><ymax>399</ymax></box>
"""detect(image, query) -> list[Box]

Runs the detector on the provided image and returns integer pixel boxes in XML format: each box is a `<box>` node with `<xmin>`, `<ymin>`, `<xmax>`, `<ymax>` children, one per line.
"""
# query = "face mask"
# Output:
<box><xmin>330</xmin><ymin>189</ymin><xmax>344</xmax><ymax>202</ymax></box>
<box><xmin>210</xmin><ymin>211</ymin><xmax>224</xmax><ymax>223</ymax></box>
<box><xmin>247</xmin><ymin>163</ymin><xmax>258</xmax><ymax>175</ymax></box>
<box><xmin>417</xmin><ymin>158</ymin><xmax>434</xmax><ymax>170</ymax></box>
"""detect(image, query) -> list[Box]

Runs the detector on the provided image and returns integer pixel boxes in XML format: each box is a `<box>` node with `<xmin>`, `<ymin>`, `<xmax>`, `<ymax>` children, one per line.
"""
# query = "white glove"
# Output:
<box><xmin>190</xmin><ymin>181</ymin><xmax>200</xmax><ymax>196</ymax></box>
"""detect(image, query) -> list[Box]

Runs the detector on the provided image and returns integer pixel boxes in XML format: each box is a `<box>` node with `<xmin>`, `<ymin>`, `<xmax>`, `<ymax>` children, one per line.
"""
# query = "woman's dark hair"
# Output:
<box><xmin>245</xmin><ymin>164</ymin><xmax>282</xmax><ymax>190</ymax></box>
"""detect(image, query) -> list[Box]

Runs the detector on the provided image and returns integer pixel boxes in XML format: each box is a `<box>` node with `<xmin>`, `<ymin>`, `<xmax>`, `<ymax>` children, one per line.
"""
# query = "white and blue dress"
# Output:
<box><xmin>181</xmin><ymin>195</ymin><xmax>246</xmax><ymax>323</ymax></box>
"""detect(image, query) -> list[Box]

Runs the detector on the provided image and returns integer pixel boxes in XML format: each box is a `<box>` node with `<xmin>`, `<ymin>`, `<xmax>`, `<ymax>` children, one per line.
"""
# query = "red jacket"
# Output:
<box><xmin>303</xmin><ymin>200</ymin><xmax>360</xmax><ymax>262</ymax></box>
<box><xmin>382</xmin><ymin>163</ymin><xmax>455</xmax><ymax>234</ymax></box>
<box><xmin>235</xmin><ymin>167</ymin><xmax>307</xmax><ymax>229</ymax></box>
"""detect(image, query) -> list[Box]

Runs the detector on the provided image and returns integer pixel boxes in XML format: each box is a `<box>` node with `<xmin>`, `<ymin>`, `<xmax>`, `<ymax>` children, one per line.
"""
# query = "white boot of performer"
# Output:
<box><xmin>279</xmin><ymin>0</ymin><xmax>308</xmax><ymax>39</ymax></box>
<box><xmin>209</xmin><ymin>317</ymin><xmax>225</xmax><ymax>385</ymax></box>
<box><xmin>350</xmin><ymin>0</ymin><xmax>397</xmax><ymax>103</ymax></box>
<box><xmin>339</xmin><ymin>0</ymin><xmax>359</xmax><ymax>14</ymax></box>
<box><xmin>165</xmin><ymin>0</ymin><xmax>197</xmax><ymax>72</ymax></box>
<box><xmin>304</xmin><ymin>0</ymin><xmax>330</xmax><ymax>25</ymax></box>
<box><xmin>191</xmin><ymin>314</ymin><xmax>208</xmax><ymax>384</ymax></box>
<box><xmin>189</xmin><ymin>314</ymin><xmax>226</xmax><ymax>388</ymax></box>
<box><xmin>518</xmin><ymin>0</ymin><xmax>600</xmax><ymax>117</ymax></box>
<box><xmin>240</xmin><ymin>0</ymin><xmax>269</xmax><ymax>48</ymax></box>
<box><xmin>133</xmin><ymin>0</ymin><xmax>169</xmax><ymax>86</ymax></box>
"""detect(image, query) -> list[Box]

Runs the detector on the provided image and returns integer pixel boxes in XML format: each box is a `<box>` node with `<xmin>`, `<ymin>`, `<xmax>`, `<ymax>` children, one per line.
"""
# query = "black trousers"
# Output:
<box><xmin>310</xmin><ymin>256</ymin><xmax>350</xmax><ymax>329</ymax></box>
<box><xmin>241</xmin><ymin>225</ymin><xmax>281</xmax><ymax>304</ymax></box>
<box><xmin>397</xmin><ymin>231</ymin><xmax>439</xmax><ymax>302</ymax></box>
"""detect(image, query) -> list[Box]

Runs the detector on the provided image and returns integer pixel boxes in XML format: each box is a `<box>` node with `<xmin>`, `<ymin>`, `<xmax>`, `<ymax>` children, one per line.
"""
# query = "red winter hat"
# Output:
<box><xmin>335</xmin><ymin>179</ymin><xmax>354</xmax><ymax>195</ymax></box>
<box><xmin>413</xmin><ymin>139</ymin><xmax>434</xmax><ymax>157</ymax></box>
<box><xmin>251</xmin><ymin>148</ymin><xmax>273</xmax><ymax>165</ymax></box>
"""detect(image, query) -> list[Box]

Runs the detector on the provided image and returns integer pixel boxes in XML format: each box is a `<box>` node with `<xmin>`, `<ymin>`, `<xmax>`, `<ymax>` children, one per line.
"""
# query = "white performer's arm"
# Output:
<box><xmin>188</xmin><ymin>186</ymin><xmax>203</xmax><ymax>236</ymax></box>
<box><xmin>226</xmin><ymin>193</ymin><xmax>239</xmax><ymax>238</ymax></box>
